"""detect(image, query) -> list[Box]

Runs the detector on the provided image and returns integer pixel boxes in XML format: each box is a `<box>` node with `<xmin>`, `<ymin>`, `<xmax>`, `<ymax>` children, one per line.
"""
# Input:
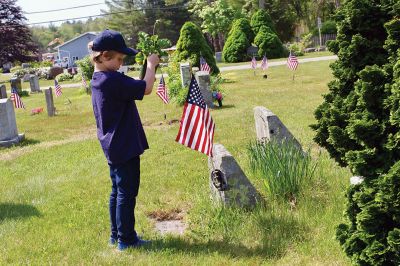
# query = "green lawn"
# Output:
<box><xmin>0</xmin><ymin>60</ymin><xmax>351</xmax><ymax>265</ymax></box>
<box><xmin>216</xmin><ymin>51</ymin><xmax>334</xmax><ymax>67</ymax></box>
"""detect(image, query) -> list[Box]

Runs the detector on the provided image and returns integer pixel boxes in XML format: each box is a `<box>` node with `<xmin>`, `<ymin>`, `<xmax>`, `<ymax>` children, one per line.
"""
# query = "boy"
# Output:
<box><xmin>88</xmin><ymin>29</ymin><xmax>160</xmax><ymax>251</ymax></box>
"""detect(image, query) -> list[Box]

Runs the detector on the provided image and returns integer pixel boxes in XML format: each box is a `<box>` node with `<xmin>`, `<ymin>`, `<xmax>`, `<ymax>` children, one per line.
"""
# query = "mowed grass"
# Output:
<box><xmin>0</xmin><ymin>60</ymin><xmax>351</xmax><ymax>265</ymax></box>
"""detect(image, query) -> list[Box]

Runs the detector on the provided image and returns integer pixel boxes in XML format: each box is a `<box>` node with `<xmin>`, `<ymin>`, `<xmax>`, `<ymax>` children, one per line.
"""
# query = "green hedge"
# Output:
<box><xmin>254</xmin><ymin>26</ymin><xmax>286</xmax><ymax>59</ymax></box>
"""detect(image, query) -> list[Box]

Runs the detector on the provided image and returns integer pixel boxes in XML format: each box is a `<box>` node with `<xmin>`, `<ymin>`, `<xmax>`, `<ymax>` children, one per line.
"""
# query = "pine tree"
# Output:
<box><xmin>311</xmin><ymin>0</ymin><xmax>400</xmax><ymax>264</ymax></box>
<box><xmin>0</xmin><ymin>0</ymin><xmax>38</xmax><ymax>65</ymax></box>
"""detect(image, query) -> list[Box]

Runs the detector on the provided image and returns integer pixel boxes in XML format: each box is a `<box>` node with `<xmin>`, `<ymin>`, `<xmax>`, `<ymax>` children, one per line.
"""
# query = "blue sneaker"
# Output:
<box><xmin>117</xmin><ymin>238</ymin><xmax>151</xmax><ymax>251</ymax></box>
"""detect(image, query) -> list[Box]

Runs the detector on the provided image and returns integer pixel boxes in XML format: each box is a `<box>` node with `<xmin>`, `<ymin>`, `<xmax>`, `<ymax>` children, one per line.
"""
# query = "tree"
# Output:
<box><xmin>222</xmin><ymin>19</ymin><xmax>251</xmax><ymax>62</ymax></box>
<box><xmin>189</xmin><ymin>0</ymin><xmax>236</xmax><ymax>52</ymax></box>
<box><xmin>311</xmin><ymin>0</ymin><xmax>400</xmax><ymax>264</ymax></box>
<box><xmin>0</xmin><ymin>0</ymin><xmax>38</xmax><ymax>64</ymax></box>
<box><xmin>175</xmin><ymin>22</ymin><xmax>219</xmax><ymax>74</ymax></box>
<box><xmin>254</xmin><ymin>26</ymin><xmax>286</xmax><ymax>59</ymax></box>
<box><xmin>250</xmin><ymin>9</ymin><xmax>276</xmax><ymax>36</ymax></box>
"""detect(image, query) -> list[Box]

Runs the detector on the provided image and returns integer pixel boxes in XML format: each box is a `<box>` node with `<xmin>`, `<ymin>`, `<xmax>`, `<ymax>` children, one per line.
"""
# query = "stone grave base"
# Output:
<box><xmin>0</xmin><ymin>133</ymin><xmax>25</xmax><ymax>147</ymax></box>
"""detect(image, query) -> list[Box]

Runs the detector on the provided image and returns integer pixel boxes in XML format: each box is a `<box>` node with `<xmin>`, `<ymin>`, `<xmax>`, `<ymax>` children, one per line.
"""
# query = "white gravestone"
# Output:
<box><xmin>179</xmin><ymin>63</ymin><xmax>191</xmax><ymax>88</ymax></box>
<box><xmin>208</xmin><ymin>144</ymin><xmax>261</xmax><ymax>208</ymax></box>
<box><xmin>195</xmin><ymin>71</ymin><xmax>214</xmax><ymax>109</ymax></box>
<box><xmin>29</xmin><ymin>75</ymin><xmax>41</xmax><ymax>93</ymax></box>
<box><xmin>253</xmin><ymin>106</ymin><xmax>302</xmax><ymax>149</ymax></box>
<box><xmin>0</xmin><ymin>98</ymin><xmax>25</xmax><ymax>147</ymax></box>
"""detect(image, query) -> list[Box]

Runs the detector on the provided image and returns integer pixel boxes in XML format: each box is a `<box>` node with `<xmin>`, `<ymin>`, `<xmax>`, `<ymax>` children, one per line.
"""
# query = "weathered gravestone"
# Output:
<box><xmin>45</xmin><ymin>87</ymin><xmax>55</xmax><ymax>117</ymax></box>
<box><xmin>253</xmin><ymin>106</ymin><xmax>302</xmax><ymax>149</ymax></box>
<box><xmin>29</xmin><ymin>75</ymin><xmax>41</xmax><ymax>93</ymax></box>
<box><xmin>10</xmin><ymin>77</ymin><xmax>22</xmax><ymax>94</ymax></box>
<box><xmin>179</xmin><ymin>63</ymin><xmax>191</xmax><ymax>88</ymax></box>
<box><xmin>208</xmin><ymin>144</ymin><xmax>261</xmax><ymax>208</ymax></box>
<box><xmin>215</xmin><ymin>52</ymin><xmax>222</xmax><ymax>63</ymax></box>
<box><xmin>22</xmin><ymin>73</ymin><xmax>31</xmax><ymax>82</ymax></box>
<box><xmin>195</xmin><ymin>71</ymin><xmax>214</xmax><ymax>108</ymax></box>
<box><xmin>0</xmin><ymin>98</ymin><xmax>25</xmax><ymax>147</ymax></box>
<box><xmin>0</xmin><ymin>84</ymin><xmax>7</xmax><ymax>99</ymax></box>
<box><xmin>21</xmin><ymin>63</ymin><xmax>31</xmax><ymax>69</ymax></box>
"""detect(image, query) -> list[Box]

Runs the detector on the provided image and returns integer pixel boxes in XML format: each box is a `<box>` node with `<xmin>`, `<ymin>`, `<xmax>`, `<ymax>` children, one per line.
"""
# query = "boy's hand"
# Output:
<box><xmin>147</xmin><ymin>54</ymin><xmax>160</xmax><ymax>68</ymax></box>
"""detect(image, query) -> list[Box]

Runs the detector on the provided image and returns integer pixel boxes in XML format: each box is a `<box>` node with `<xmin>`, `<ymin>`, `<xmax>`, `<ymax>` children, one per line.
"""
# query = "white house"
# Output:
<box><xmin>55</xmin><ymin>32</ymin><xmax>97</xmax><ymax>67</ymax></box>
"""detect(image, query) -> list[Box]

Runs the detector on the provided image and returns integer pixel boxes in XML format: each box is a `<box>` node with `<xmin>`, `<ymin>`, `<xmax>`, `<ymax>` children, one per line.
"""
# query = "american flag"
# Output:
<box><xmin>10</xmin><ymin>87</ymin><xmax>25</xmax><ymax>109</ymax></box>
<box><xmin>200</xmin><ymin>56</ymin><xmax>211</xmax><ymax>73</ymax></box>
<box><xmin>54</xmin><ymin>79</ymin><xmax>62</xmax><ymax>97</ymax></box>
<box><xmin>251</xmin><ymin>56</ymin><xmax>257</xmax><ymax>69</ymax></box>
<box><xmin>287</xmin><ymin>52</ymin><xmax>299</xmax><ymax>70</ymax></box>
<box><xmin>82</xmin><ymin>75</ymin><xmax>88</xmax><ymax>87</ymax></box>
<box><xmin>156</xmin><ymin>75</ymin><xmax>169</xmax><ymax>104</ymax></box>
<box><xmin>176</xmin><ymin>75</ymin><xmax>215</xmax><ymax>157</ymax></box>
<box><xmin>261</xmin><ymin>55</ymin><xmax>268</xmax><ymax>70</ymax></box>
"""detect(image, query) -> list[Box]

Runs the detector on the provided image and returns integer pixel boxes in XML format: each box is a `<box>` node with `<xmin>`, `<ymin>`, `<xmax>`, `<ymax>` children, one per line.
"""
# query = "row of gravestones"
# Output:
<box><xmin>208</xmin><ymin>106</ymin><xmax>302</xmax><ymax>208</ymax></box>
<box><xmin>0</xmin><ymin>85</ymin><xmax>57</xmax><ymax>147</ymax></box>
<box><xmin>10</xmin><ymin>76</ymin><xmax>41</xmax><ymax>94</ymax></box>
<box><xmin>179</xmin><ymin>63</ymin><xmax>214</xmax><ymax>109</ymax></box>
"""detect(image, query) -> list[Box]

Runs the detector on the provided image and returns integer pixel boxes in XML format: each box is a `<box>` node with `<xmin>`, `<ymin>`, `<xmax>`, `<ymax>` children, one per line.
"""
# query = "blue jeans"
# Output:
<box><xmin>109</xmin><ymin>156</ymin><xmax>140</xmax><ymax>245</ymax></box>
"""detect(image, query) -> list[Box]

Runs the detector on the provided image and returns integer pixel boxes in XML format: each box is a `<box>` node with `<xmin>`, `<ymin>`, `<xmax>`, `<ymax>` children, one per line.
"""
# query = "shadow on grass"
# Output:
<box><xmin>0</xmin><ymin>203</ymin><xmax>41</xmax><ymax>222</ymax></box>
<box><xmin>0</xmin><ymin>138</ymin><xmax>40</xmax><ymax>151</ymax></box>
<box><xmin>141</xmin><ymin>210</ymin><xmax>308</xmax><ymax>260</ymax></box>
<box><xmin>215</xmin><ymin>104</ymin><xmax>235</xmax><ymax>110</ymax></box>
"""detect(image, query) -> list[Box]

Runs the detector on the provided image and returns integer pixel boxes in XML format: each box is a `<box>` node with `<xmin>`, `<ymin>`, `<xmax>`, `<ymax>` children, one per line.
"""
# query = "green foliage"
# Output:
<box><xmin>311</xmin><ymin>0</ymin><xmax>400</xmax><ymax>263</ymax></box>
<box><xmin>56</xmin><ymin>73</ymin><xmax>73</xmax><ymax>82</ymax></box>
<box><xmin>75</xmin><ymin>56</ymin><xmax>93</xmax><ymax>93</ymax></box>
<box><xmin>11</xmin><ymin>67</ymin><xmax>47</xmax><ymax>80</ymax></box>
<box><xmin>248</xmin><ymin>139</ymin><xmax>316</xmax><ymax>200</ymax></box>
<box><xmin>222</xmin><ymin>28</ymin><xmax>250</xmax><ymax>63</ymax></box>
<box><xmin>312</xmin><ymin>20</ymin><xmax>338</xmax><ymax>36</ymax></box>
<box><xmin>175</xmin><ymin>22</ymin><xmax>219</xmax><ymax>74</ymax></box>
<box><xmin>254</xmin><ymin>26</ymin><xmax>286</xmax><ymax>59</ymax></box>
<box><xmin>250</xmin><ymin>10</ymin><xmax>276</xmax><ymax>36</ymax></box>
<box><xmin>288</xmin><ymin>43</ymin><xmax>304</xmax><ymax>56</ymax></box>
<box><xmin>135</xmin><ymin>31</ymin><xmax>171</xmax><ymax>65</ymax></box>
<box><xmin>165</xmin><ymin>54</ymin><xmax>188</xmax><ymax>105</ymax></box>
<box><xmin>229</xmin><ymin>18</ymin><xmax>254</xmax><ymax>44</ymax></box>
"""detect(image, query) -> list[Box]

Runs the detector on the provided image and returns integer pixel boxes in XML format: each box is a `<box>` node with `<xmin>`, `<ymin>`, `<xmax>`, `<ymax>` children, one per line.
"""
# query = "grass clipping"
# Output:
<box><xmin>248</xmin><ymin>139</ymin><xmax>317</xmax><ymax>202</ymax></box>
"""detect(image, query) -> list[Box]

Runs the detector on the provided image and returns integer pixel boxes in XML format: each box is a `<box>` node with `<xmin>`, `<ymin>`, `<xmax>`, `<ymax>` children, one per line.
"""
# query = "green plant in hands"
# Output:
<box><xmin>135</xmin><ymin>31</ymin><xmax>171</xmax><ymax>78</ymax></box>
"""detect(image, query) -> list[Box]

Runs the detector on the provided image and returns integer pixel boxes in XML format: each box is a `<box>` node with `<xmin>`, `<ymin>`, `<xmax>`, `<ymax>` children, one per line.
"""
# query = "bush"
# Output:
<box><xmin>229</xmin><ymin>18</ymin><xmax>254</xmax><ymax>45</ymax></box>
<box><xmin>248</xmin><ymin>139</ymin><xmax>316</xmax><ymax>200</ymax></box>
<box><xmin>311</xmin><ymin>0</ymin><xmax>400</xmax><ymax>263</ymax></box>
<box><xmin>75</xmin><ymin>56</ymin><xmax>93</xmax><ymax>94</ymax></box>
<box><xmin>223</xmin><ymin>29</ymin><xmax>250</xmax><ymax>62</ymax></box>
<box><xmin>11</xmin><ymin>67</ymin><xmax>47</xmax><ymax>79</ymax></box>
<box><xmin>288</xmin><ymin>43</ymin><xmax>304</xmax><ymax>56</ymax></box>
<box><xmin>165</xmin><ymin>54</ymin><xmax>188</xmax><ymax>105</ymax></box>
<box><xmin>175</xmin><ymin>22</ymin><xmax>219</xmax><ymax>75</ymax></box>
<box><xmin>56</xmin><ymin>73</ymin><xmax>73</xmax><ymax>82</ymax></box>
<box><xmin>254</xmin><ymin>26</ymin><xmax>286</xmax><ymax>59</ymax></box>
<box><xmin>250</xmin><ymin>10</ymin><xmax>276</xmax><ymax>36</ymax></box>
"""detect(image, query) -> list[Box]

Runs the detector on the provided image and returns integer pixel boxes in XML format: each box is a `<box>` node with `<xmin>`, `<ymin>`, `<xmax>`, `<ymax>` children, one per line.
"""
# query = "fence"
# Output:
<box><xmin>309</xmin><ymin>34</ymin><xmax>337</xmax><ymax>47</ymax></box>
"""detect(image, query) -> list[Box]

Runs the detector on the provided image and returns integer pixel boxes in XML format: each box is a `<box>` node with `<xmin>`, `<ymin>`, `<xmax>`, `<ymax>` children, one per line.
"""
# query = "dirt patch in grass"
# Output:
<box><xmin>147</xmin><ymin>208</ymin><xmax>184</xmax><ymax>221</ymax></box>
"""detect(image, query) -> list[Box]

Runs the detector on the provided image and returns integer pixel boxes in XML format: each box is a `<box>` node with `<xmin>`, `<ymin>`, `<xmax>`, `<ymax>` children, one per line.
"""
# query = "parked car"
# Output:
<box><xmin>53</xmin><ymin>58</ymin><xmax>69</xmax><ymax>68</ymax></box>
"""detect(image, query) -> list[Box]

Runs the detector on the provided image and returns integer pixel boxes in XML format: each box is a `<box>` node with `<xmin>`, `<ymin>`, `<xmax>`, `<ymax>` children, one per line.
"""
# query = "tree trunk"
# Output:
<box><xmin>218</xmin><ymin>32</ymin><xmax>225</xmax><ymax>51</ymax></box>
<box><xmin>259</xmin><ymin>0</ymin><xmax>265</xmax><ymax>9</ymax></box>
<box><xmin>212</xmin><ymin>35</ymin><xmax>220</xmax><ymax>52</ymax></box>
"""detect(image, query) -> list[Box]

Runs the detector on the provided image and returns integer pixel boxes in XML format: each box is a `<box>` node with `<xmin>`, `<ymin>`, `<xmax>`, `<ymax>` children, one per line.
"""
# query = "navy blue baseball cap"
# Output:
<box><xmin>92</xmin><ymin>29</ymin><xmax>138</xmax><ymax>56</ymax></box>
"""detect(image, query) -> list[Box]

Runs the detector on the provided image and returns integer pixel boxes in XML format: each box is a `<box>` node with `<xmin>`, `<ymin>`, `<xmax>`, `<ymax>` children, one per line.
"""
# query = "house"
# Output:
<box><xmin>55</xmin><ymin>32</ymin><xmax>97</xmax><ymax>67</ymax></box>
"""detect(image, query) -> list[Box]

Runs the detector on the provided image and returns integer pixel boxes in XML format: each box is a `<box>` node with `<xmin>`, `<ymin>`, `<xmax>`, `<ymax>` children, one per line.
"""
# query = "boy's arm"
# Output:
<box><xmin>143</xmin><ymin>54</ymin><xmax>160</xmax><ymax>95</ymax></box>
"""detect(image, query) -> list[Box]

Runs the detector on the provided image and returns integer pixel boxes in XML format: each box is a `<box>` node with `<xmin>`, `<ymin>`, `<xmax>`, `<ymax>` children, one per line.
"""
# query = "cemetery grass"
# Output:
<box><xmin>0</xmin><ymin>60</ymin><xmax>351</xmax><ymax>265</ymax></box>
<box><xmin>216</xmin><ymin>51</ymin><xmax>334</xmax><ymax>67</ymax></box>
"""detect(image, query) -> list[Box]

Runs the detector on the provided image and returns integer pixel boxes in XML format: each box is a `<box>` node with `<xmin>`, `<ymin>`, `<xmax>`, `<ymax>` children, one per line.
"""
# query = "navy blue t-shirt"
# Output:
<box><xmin>91</xmin><ymin>71</ymin><xmax>148</xmax><ymax>165</ymax></box>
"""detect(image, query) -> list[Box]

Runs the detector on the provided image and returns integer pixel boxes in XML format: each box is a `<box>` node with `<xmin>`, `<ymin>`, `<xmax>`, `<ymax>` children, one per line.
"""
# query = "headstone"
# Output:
<box><xmin>253</xmin><ymin>106</ymin><xmax>302</xmax><ymax>149</ymax></box>
<box><xmin>195</xmin><ymin>71</ymin><xmax>214</xmax><ymax>108</ymax></box>
<box><xmin>29</xmin><ymin>75</ymin><xmax>41</xmax><ymax>93</ymax></box>
<box><xmin>45</xmin><ymin>87</ymin><xmax>55</xmax><ymax>117</ymax></box>
<box><xmin>208</xmin><ymin>144</ymin><xmax>261</xmax><ymax>208</ymax></box>
<box><xmin>0</xmin><ymin>84</ymin><xmax>7</xmax><ymax>99</ymax></box>
<box><xmin>0</xmin><ymin>98</ymin><xmax>25</xmax><ymax>147</ymax></box>
<box><xmin>215</xmin><ymin>52</ymin><xmax>222</xmax><ymax>63</ymax></box>
<box><xmin>247</xmin><ymin>45</ymin><xmax>258</xmax><ymax>56</ymax></box>
<box><xmin>22</xmin><ymin>73</ymin><xmax>31</xmax><ymax>82</ymax></box>
<box><xmin>21</xmin><ymin>63</ymin><xmax>31</xmax><ymax>69</ymax></box>
<box><xmin>10</xmin><ymin>77</ymin><xmax>22</xmax><ymax>94</ymax></box>
<box><xmin>179</xmin><ymin>63</ymin><xmax>191</xmax><ymax>88</ymax></box>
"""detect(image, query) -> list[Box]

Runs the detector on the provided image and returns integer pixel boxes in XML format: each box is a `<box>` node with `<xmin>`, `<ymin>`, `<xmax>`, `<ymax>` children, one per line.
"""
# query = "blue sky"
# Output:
<box><xmin>17</xmin><ymin>0</ymin><xmax>108</xmax><ymax>26</ymax></box>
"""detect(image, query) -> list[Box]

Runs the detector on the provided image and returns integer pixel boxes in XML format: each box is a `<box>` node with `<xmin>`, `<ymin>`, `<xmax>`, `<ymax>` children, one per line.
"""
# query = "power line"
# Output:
<box><xmin>24</xmin><ymin>3</ymin><xmax>106</xmax><ymax>14</ymax></box>
<box><xmin>0</xmin><ymin>6</ymin><xmax>186</xmax><ymax>27</ymax></box>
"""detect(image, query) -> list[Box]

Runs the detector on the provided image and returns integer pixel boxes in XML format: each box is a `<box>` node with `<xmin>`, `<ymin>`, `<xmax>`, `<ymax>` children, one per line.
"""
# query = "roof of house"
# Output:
<box><xmin>55</xmin><ymin>32</ymin><xmax>98</xmax><ymax>49</ymax></box>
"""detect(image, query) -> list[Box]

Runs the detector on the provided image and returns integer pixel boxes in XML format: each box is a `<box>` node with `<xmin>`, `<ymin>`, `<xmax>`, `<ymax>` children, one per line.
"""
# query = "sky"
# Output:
<box><xmin>17</xmin><ymin>0</ymin><xmax>108</xmax><ymax>26</ymax></box>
